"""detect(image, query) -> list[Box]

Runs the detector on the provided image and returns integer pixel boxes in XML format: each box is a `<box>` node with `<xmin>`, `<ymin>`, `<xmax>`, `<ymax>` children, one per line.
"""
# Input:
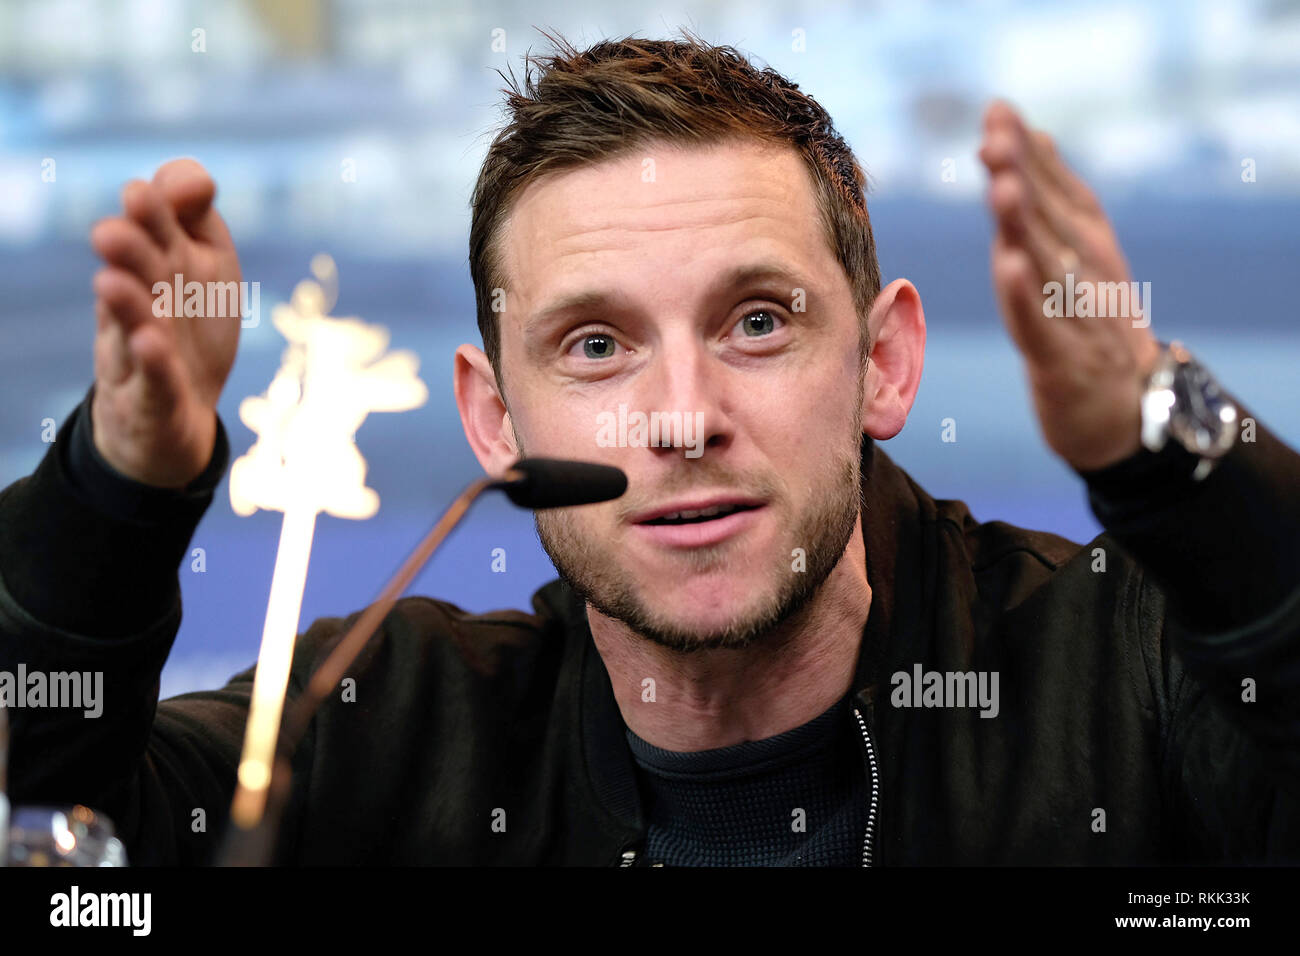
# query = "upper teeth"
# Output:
<box><xmin>658</xmin><ymin>503</ymin><xmax>740</xmax><ymax>520</ymax></box>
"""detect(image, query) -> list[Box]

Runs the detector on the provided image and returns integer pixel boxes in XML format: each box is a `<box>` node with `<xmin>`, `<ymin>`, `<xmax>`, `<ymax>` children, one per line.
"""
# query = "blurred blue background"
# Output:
<box><xmin>0</xmin><ymin>0</ymin><xmax>1296</xmax><ymax>696</ymax></box>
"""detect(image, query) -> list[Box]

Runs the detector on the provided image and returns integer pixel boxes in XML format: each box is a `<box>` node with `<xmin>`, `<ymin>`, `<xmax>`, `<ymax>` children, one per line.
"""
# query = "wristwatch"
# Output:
<box><xmin>1139</xmin><ymin>340</ymin><xmax>1239</xmax><ymax>481</ymax></box>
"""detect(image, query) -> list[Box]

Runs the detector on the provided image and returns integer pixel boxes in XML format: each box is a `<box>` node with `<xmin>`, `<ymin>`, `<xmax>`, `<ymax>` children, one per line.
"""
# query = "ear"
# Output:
<box><xmin>454</xmin><ymin>344</ymin><xmax>520</xmax><ymax>478</ymax></box>
<box><xmin>861</xmin><ymin>278</ymin><xmax>926</xmax><ymax>440</ymax></box>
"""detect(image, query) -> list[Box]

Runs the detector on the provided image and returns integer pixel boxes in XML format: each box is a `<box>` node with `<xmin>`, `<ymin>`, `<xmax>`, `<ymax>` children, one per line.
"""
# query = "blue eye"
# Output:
<box><xmin>740</xmin><ymin>310</ymin><xmax>777</xmax><ymax>336</ymax></box>
<box><xmin>582</xmin><ymin>334</ymin><xmax>617</xmax><ymax>359</ymax></box>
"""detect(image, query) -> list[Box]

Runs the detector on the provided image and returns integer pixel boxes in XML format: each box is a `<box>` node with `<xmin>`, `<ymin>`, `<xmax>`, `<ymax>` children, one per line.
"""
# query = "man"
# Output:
<box><xmin>2</xmin><ymin>34</ymin><xmax>1297</xmax><ymax>865</ymax></box>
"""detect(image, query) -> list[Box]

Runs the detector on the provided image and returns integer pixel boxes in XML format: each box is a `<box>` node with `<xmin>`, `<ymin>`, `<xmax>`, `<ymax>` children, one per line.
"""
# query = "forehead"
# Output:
<box><xmin>498</xmin><ymin>139</ymin><xmax>832</xmax><ymax>303</ymax></box>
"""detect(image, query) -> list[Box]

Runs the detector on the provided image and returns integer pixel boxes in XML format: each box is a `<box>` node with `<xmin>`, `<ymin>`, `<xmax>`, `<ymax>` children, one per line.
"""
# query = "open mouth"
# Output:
<box><xmin>640</xmin><ymin>502</ymin><xmax>761</xmax><ymax>526</ymax></box>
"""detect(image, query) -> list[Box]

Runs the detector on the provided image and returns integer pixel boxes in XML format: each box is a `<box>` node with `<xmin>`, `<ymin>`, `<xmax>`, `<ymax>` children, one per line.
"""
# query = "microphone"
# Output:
<box><xmin>216</xmin><ymin>457</ymin><xmax>625</xmax><ymax>865</ymax></box>
<box><xmin>493</xmin><ymin>458</ymin><xmax>628</xmax><ymax>509</ymax></box>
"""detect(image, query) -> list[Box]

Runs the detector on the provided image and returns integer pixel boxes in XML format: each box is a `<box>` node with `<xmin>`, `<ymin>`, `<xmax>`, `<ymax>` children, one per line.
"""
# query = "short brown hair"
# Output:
<box><xmin>469</xmin><ymin>30</ymin><xmax>882</xmax><ymax>394</ymax></box>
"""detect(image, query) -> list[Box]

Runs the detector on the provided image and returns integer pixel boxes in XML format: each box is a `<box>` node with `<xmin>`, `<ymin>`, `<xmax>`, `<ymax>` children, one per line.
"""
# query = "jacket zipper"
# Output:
<box><xmin>853</xmin><ymin>706</ymin><xmax>880</xmax><ymax>867</ymax></box>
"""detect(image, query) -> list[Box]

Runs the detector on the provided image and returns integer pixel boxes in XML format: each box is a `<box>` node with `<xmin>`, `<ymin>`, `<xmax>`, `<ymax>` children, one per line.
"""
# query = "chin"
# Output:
<box><xmin>629</xmin><ymin>574</ymin><xmax>793</xmax><ymax>640</ymax></box>
<box><xmin>537</xmin><ymin>509</ymin><xmax>821</xmax><ymax>649</ymax></box>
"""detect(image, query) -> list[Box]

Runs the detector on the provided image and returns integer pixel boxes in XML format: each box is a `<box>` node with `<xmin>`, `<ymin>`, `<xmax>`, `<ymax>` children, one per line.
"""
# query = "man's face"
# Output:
<box><xmin>497</xmin><ymin>138</ymin><xmax>867</xmax><ymax>651</ymax></box>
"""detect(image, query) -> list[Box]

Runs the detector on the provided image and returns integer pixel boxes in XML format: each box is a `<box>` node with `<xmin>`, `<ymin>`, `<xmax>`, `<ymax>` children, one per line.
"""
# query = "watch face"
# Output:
<box><xmin>1170</xmin><ymin>359</ymin><xmax>1236</xmax><ymax>456</ymax></box>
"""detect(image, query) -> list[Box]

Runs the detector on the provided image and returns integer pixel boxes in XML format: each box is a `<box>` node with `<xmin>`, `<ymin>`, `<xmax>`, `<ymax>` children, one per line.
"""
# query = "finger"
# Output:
<box><xmin>90</xmin><ymin>216</ymin><xmax>166</xmax><ymax>288</ymax></box>
<box><xmin>93</xmin><ymin>273</ymin><xmax>180</xmax><ymax>392</ymax></box>
<box><xmin>153</xmin><ymin>158</ymin><xmax>233</xmax><ymax>248</ymax></box>
<box><xmin>1021</xmin><ymin>156</ymin><xmax>1086</xmax><ymax>256</ymax></box>
<box><xmin>93</xmin><ymin>266</ymin><xmax>159</xmax><ymax>333</ymax></box>
<box><xmin>94</xmin><ymin>300</ymin><xmax>134</xmax><ymax>386</ymax></box>
<box><xmin>978</xmin><ymin>127</ymin><xmax>1012</xmax><ymax>173</ymax></box>
<box><xmin>988</xmin><ymin>171</ymin><xmax>1072</xmax><ymax>285</ymax></box>
<box><xmin>122</xmin><ymin>179</ymin><xmax>184</xmax><ymax>250</ymax></box>
<box><xmin>981</xmin><ymin>127</ymin><xmax>1084</xmax><ymax>254</ymax></box>
<box><xmin>1027</xmin><ymin>129</ymin><xmax>1103</xmax><ymax>217</ymax></box>
<box><xmin>127</xmin><ymin>320</ymin><xmax>185</xmax><ymax>389</ymax></box>
<box><xmin>982</xmin><ymin>98</ymin><xmax>1020</xmax><ymax>136</ymax></box>
<box><xmin>988</xmin><ymin>100</ymin><xmax>1100</xmax><ymax>215</ymax></box>
<box><xmin>991</xmin><ymin>228</ymin><xmax>1080</xmax><ymax>366</ymax></box>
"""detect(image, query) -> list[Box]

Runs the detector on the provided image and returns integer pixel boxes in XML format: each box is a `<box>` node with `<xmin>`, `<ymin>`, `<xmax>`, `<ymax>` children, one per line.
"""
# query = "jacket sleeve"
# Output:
<box><xmin>1081</xmin><ymin>396</ymin><xmax>1300</xmax><ymax>862</ymax></box>
<box><xmin>0</xmin><ymin>390</ymin><xmax>271</xmax><ymax>865</ymax></box>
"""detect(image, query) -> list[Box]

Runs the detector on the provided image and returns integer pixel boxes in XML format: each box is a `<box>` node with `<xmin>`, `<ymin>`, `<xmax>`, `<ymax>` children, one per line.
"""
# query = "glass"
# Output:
<box><xmin>4</xmin><ymin>804</ymin><xmax>127</xmax><ymax>867</ymax></box>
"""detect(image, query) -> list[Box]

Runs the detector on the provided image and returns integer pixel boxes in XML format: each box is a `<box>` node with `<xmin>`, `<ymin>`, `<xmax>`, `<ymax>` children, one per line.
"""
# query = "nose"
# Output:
<box><xmin>636</xmin><ymin>337</ymin><xmax>732</xmax><ymax>461</ymax></box>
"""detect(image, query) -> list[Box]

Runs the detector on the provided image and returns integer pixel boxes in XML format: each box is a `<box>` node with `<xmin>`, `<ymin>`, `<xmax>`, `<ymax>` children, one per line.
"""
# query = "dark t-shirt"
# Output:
<box><xmin>625</xmin><ymin>693</ymin><xmax>867</xmax><ymax>866</ymax></box>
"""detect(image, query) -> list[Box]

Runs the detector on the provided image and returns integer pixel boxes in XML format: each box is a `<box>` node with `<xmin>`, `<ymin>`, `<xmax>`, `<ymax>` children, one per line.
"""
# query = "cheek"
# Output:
<box><xmin>508</xmin><ymin>383</ymin><xmax>593</xmax><ymax>456</ymax></box>
<box><xmin>771</xmin><ymin>352</ymin><xmax>859</xmax><ymax>416</ymax></box>
<box><xmin>781</xmin><ymin>384</ymin><xmax>862</xmax><ymax>467</ymax></box>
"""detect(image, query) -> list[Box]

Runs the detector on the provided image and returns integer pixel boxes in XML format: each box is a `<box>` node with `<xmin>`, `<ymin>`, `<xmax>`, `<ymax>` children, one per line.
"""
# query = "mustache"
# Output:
<box><xmin>610</xmin><ymin>463</ymin><xmax>786</xmax><ymax>523</ymax></box>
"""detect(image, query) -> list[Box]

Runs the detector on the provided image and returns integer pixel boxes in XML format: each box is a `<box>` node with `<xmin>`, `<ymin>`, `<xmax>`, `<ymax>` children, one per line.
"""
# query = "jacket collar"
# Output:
<box><xmin>556</xmin><ymin>435</ymin><xmax>932</xmax><ymax>839</ymax></box>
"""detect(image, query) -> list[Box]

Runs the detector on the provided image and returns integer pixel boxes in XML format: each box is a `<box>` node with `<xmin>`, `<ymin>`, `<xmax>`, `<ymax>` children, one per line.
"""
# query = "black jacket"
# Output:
<box><xmin>2</xmin><ymin>395</ymin><xmax>1298</xmax><ymax>865</ymax></box>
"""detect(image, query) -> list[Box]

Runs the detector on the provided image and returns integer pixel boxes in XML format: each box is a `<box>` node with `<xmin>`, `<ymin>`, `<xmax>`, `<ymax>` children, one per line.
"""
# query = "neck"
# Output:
<box><xmin>588</xmin><ymin>515</ymin><xmax>871</xmax><ymax>752</ymax></box>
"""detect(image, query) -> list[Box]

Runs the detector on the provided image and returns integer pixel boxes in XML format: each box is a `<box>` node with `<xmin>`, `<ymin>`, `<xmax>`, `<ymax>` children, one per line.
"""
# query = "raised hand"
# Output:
<box><xmin>978</xmin><ymin>101</ymin><xmax>1162</xmax><ymax>473</ymax></box>
<box><xmin>88</xmin><ymin>159</ymin><xmax>242</xmax><ymax>487</ymax></box>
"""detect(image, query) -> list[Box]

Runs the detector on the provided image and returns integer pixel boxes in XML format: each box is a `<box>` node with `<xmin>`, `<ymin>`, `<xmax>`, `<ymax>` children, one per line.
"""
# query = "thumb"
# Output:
<box><xmin>128</xmin><ymin>321</ymin><xmax>190</xmax><ymax>400</ymax></box>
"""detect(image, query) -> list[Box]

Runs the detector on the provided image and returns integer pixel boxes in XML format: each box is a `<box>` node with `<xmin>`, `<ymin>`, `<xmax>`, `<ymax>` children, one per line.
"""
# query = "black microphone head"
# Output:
<box><xmin>495</xmin><ymin>458</ymin><xmax>627</xmax><ymax>510</ymax></box>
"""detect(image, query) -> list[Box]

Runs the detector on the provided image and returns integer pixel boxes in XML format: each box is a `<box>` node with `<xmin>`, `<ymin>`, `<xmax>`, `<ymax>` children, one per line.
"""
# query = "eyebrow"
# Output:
<box><xmin>526</xmin><ymin>261</ymin><xmax>816</xmax><ymax>334</ymax></box>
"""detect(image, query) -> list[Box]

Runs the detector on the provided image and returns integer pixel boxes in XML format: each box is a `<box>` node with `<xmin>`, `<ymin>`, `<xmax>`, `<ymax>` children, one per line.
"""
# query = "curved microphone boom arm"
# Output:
<box><xmin>217</xmin><ymin>458</ymin><xmax>626</xmax><ymax>866</ymax></box>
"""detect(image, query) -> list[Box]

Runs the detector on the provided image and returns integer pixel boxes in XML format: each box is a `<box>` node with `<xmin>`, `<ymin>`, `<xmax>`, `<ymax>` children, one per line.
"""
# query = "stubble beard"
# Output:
<box><xmin>528</xmin><ymin>390</ymin><xmax>866</xmax><ymax>654</ymax></box>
